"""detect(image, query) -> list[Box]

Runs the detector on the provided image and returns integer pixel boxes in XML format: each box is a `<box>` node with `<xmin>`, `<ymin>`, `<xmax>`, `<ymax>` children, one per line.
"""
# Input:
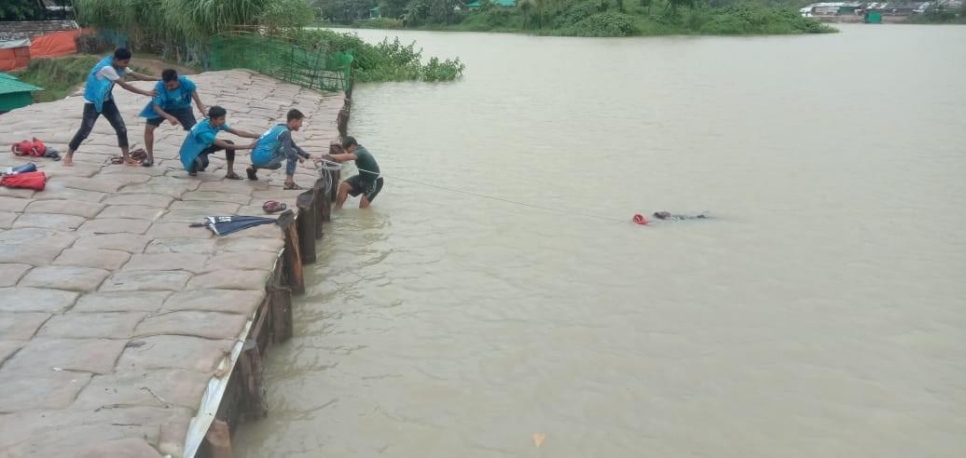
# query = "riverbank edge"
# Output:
<box><xmin>188</xmin><ymin>84</ymin><xmax>352</xmax><ymax>457</ymax></box>
<box><xmin>320</xmin><ymin>17</ymin><xmax>839</xmax><ymax>37</ymax></box>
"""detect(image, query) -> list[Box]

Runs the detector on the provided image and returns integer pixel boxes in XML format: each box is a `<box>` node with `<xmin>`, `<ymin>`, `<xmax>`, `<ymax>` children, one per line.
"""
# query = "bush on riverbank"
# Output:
<box><xmin>325</xmin><ymin>0</ymin><xmax>836</xmax><ymax>37</ymax></box>
<box><xmin>290</xmin><ymin>29</ymin><xmax>465</xmax><ymax>81</ymax></box>
<box><xmin>72</xmin><ymin>0</ymin><xmax>465</xmax><ymax>82</ymax></box>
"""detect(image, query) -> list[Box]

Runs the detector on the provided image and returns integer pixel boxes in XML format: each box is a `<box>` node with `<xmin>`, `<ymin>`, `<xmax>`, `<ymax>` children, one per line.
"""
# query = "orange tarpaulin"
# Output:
<box><xmin>0</xmin><ymin>48</ymin><xmax>31</xmax><ymax>71</ymax></box>
<box><xmin>0</xmin><ymin>42</ymin><xmax>30</xmax><ymax>71</ymax></box>
<box><xmin>29</xmin><ymin>29</ymin><xmax>84</xmax><ymax>59</ymax></box>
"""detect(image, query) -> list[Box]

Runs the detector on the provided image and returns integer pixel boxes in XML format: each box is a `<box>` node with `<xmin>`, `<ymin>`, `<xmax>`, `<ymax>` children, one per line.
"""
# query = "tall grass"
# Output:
<box><xmin>17</xmin><ymin>56</ymin><xmax>157</xmax><ymax>102</ymax></box>
<box><xmin>72</xmin><ymin>0</ymin><xmax>465</xmax><ymax>82</ymax></box>
<box><xmin>17</xmin><ymin>56</ymin><xmax>99</xmax><ymax>102</ymax></box>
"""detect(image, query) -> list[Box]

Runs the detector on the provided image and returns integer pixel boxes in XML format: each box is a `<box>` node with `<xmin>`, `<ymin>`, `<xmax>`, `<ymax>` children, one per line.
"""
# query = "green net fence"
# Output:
<box><xmin>84</xmin><ymin>28</ymin><xmax>353</xmax><ymax>93</ymax></box>
<box><xmin>208</xmin><ymin>32</ymin><xmax>353</xmax><ymax>93</ymax></box>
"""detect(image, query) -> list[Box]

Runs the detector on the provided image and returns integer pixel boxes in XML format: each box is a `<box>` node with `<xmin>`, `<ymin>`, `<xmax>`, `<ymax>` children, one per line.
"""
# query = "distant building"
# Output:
<box><xmin>467</xmin><ymin>0</ymin><xmax>518</xmax><ymax>10</ymax></box>
<box><xmin>800</xmin><ymin>1</ymin><xmax>934</xmax><ymax>16</ymax></box>
<box><xmin>0</xmin><ymin>20</ymin><xmax>79</xmax><ymax>42</ymax></box>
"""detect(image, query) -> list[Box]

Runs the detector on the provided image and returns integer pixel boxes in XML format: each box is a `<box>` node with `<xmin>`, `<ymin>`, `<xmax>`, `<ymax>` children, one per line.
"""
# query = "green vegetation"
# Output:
<box><xmin>1</xmin><ymin>0</ymin><xmax>47</xmax><ymax>21</ymax></box>
<box><xmin>0</xmin><ymin>0</ymin><xmax>73</xmax><ymax>21</ymax></box>
<box><xmin>71</xmin><ymin>0</ymin><xmax>465</xmax><ymax>82</ymax></box>
<box><xmin>320</xmin><ymin>0</ymin><xmax>837</xmax><ymax>36</ymax></box>
<box><xmin>15</xmin><ymin>55</ymin><xmax>157</xmax><ymax>102</ymax></box>
<box><xmin>295</xmin><ymin>29</ymin><xmax>466</xmax><ymax>81</ymax></box>
<box><xmin>909</xmin><ymin>4</ymin><xmax>966</xmax><ymax>24</ymax></box>
<box><xmin>16</xmin><ymin>56</ymin><xmax>98</xmax><ymax>103</ymax></box>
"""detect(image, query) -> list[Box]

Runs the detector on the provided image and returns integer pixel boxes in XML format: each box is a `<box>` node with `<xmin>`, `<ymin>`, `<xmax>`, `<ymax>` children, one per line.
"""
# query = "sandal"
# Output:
<box><xmin>110</xmin><ymin>156</ymin><xmax>142</xmax><ymax>166</ymax></box>
<box><xmin>262</xmin><ymin>200</ymin><xmax>288</xmax><ymax>214</ymax></box>
<box><xmin>225</xmin><ymin>172</ymin><xmax>242</xmax><ymax>180</ymax></box>
<box><xmin>246</xmin><ymin>166</ymin><xmax>258</xmax><ymax>181</ymax></box>
<box><xmin>283</xmin><ymin>182</ymin><xmax>303</xmax><ymax>190</ymax></box>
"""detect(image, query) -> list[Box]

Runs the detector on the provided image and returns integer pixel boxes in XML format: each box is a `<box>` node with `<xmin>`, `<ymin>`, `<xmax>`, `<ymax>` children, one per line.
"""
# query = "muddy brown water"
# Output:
<box><xmin>236</xmin><ymin>24</ymin><xmax>966</xmax><ymax>457</ymax></box>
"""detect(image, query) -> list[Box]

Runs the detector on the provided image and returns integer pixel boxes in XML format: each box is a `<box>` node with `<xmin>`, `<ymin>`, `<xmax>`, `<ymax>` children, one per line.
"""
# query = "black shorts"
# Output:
<box><xmin>146</xmin><ymin>107</ymin><xmax>196</xmax><ymax>129</ymax></box>
<box><xmin>346</xmin><ymin>175</ymin><xmax>384</xmax><ymax>202</ymax></box>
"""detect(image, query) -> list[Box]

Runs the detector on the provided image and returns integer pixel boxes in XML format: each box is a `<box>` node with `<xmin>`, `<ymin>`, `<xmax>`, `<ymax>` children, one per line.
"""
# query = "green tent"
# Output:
<box><xmin>0</xmin><ymin>73</ymin><xmax>42</xmax><ymax>113</ymax></box>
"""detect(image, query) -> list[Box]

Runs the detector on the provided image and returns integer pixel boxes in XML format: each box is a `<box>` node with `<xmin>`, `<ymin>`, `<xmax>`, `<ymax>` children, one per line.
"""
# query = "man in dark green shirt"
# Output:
<box><xmin>327</xmin><ymin>136</ymin><xmax>383</xmax><ymax>209</ymax></box>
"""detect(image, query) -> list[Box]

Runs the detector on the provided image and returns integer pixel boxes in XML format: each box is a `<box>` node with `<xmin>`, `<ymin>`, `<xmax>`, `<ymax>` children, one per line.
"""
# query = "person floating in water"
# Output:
<box><xmin>652</xmin><ymin>211</ymin><xmax>708</xmax><ymax>221</ymax></box>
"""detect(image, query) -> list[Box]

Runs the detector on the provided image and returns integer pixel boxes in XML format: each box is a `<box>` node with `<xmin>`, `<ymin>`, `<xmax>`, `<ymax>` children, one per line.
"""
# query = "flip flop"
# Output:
<box><xmin>262</xmin><ymin>200</ymin><xmax>287</xmax><ymax>214</ymax></box>
<box><xmin>141</xmin><ymin>159</ymin><xmax>153</xmax><ymax>167</ymax></box>
<box><xmin>225</xmin><ymin>172</ymin><xmax>242</xmax><ymax>180</ymax></box>
<box><xmin>283</xmin><ymin>182</ymin><xmax>303</xmax><ymax>190</ymax></box>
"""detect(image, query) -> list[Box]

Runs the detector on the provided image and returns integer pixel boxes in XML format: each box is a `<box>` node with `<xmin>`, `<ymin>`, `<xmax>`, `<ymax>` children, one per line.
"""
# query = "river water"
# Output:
<box><xmin>236</xmin><ymin>25</ymin><xmax>966</xmax><ymax>457</ymax></box>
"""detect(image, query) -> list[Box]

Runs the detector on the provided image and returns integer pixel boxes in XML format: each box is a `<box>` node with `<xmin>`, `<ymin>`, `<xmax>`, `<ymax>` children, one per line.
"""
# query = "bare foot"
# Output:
<box><xmin>62</xmin><ymin>156</ymin><xmax>74</xmax><ymax>166</ymax></box>
<box><xmin>123</xmin><ymin>158</ymin><xmax>140</xmax><ymax>167</ymax></box>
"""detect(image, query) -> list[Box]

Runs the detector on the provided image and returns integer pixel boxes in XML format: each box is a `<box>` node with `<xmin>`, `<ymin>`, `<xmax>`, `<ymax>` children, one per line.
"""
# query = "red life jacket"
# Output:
<box><xmin>10</xmin><ymin>138</ymin><xmax>47</xmax><ymax>158</ymax></box>
<box><xmin>0</xmin><ymin>171</ymin><xmax>47</xmax><ymax>191</ymax></box>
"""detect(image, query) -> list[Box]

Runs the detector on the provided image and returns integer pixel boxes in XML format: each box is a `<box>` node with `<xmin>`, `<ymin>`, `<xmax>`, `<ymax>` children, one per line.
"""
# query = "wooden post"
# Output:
<box><xmin>337</xmin><ymin>106</ymin><xmax>349</xmax><ymax>139</ymax></box>
<box><xmin>238</xmin><ymin>338</ymin><xmax>267</xmax><ymax>420</ymax></box>
<box><xmin>296</xmin><ymin>191</ymin><xmax>317</xmax><ymax>265</ymax></box>
<box><xmin>312</xmin><ymin>179</ymin><xmax>329</xmax><ymax>236</ymax></box>
<box><xmin>331</xmin><ymin>169</ymin><xmax>340</xmax><ymax>203</ymax></box>
<box><xmin>269</xmin><ymin>286</ymin><xmax>292</xmax><ymax>344</ymax></box>
<box><xmin>281</xmin><ymin>216</ymin><xmax>304</xmax><ymax>295</ymax></box>
<box><xmin>204</xmin><ymin>420</ymin><xmax>233</xmax><ymax>458</ymax></box>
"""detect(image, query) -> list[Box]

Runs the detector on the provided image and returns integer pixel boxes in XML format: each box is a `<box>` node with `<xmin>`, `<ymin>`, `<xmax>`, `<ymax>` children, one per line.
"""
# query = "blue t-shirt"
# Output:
<box><xmin>179</xmin><ymin>119</ymin><xmax>230</xmax><ymax>170</ymax></box>
<box><xmin>251</xmin><ymin>124</ymin><xmax>288</xmax><ymax>166</ymax></box>
<box><xmin>139</xmin><ymin>76</ymin><xmax>197</xmax><ymax>118</ymax></box>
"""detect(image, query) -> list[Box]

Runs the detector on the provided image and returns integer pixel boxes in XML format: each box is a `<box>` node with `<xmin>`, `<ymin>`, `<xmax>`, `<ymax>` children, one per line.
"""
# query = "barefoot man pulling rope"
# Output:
<box><xmin>63</xmin><ymin>48</ymin><xmax>157</xmax><ymax>167</ymax></box>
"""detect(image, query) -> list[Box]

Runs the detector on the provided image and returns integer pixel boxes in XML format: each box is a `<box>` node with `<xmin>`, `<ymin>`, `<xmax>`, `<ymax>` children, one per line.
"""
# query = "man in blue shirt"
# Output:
<box><xmin>246</xmin><ymin>109</ymin><xmax>314</xmax><ymax>190</ymax></box>
<box><xmin>178</xmin><ymin>106</ymin><xmax>260</xmax><ymax>178</ymax></box>
<box><xmin>64</xmin><ymin>48</ymin><xmax>157</xmax><ymax>167</ymax></box>
<box><xmin>138</xmin><ymin>69</ymin><xmax>207</xmax><ymax>168</ymax></box>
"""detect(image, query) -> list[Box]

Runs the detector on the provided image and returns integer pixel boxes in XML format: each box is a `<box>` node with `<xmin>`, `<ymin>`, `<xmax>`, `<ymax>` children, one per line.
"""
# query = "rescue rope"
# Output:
<box><xmin>315</xmin><ymin>159</ymin><xmax>630</xmax><ymax>223</ymax></box>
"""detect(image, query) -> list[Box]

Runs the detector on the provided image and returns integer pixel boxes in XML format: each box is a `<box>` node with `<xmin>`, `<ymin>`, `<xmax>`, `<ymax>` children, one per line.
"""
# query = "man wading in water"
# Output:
<box><xmin>64</xmin><ymin>48</ymin><xmax>157</xmax><ymax>166</ymax></box>
<box><xmin>327</xmin><ymin>136</ymin><xmax>383</xmax><ymax>209</ymax></box>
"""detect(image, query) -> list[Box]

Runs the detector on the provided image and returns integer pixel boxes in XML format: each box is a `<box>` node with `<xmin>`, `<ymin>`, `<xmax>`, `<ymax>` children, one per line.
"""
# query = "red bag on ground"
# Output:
<box><xmin>0</xmin><ymin>171</ymin><xmax>47</xmax><ymax>191</ymax></box>
<box><xmin>10</xmin><ymin>138</ymin><xmax>47</xmax><ymax>157</ymax></box>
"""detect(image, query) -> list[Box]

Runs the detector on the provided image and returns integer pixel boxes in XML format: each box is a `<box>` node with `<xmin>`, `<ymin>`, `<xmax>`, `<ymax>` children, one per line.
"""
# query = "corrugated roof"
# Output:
<box><xmin>0</xmin><ymin>73</ymin><xmax>43</xmax><ymax>95</ymax></box>
<box><xmin>0</xmin><ymin>20</ymin><xmax>79</xmax><ymax>41</ymax></box>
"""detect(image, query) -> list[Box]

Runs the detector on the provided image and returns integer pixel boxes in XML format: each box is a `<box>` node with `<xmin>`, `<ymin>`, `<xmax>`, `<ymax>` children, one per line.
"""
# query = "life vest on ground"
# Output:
<box><xmin>10</xmin><ymin>138</ymin><xmax>47</xmax><ymax>157</ymax></box>
<box><xmin>0</xmin><ymin>171</ymin><xmax>47</xmax><ymax>191</ymax></box>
